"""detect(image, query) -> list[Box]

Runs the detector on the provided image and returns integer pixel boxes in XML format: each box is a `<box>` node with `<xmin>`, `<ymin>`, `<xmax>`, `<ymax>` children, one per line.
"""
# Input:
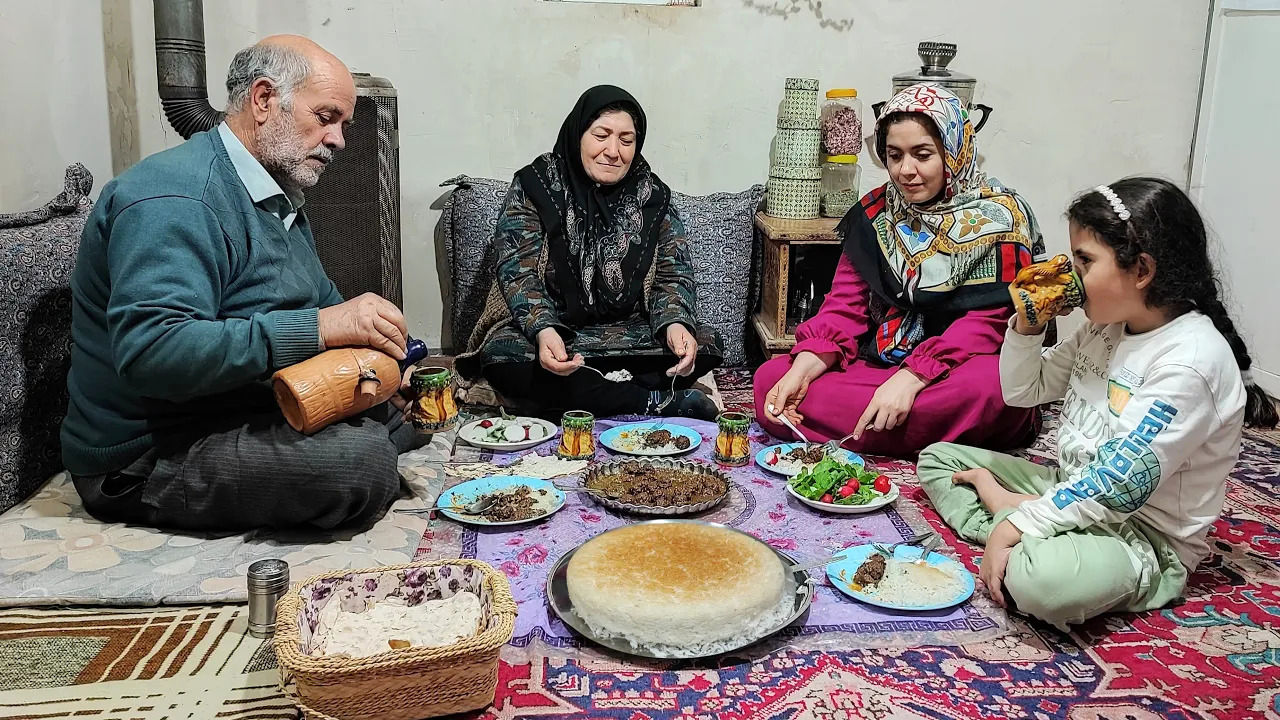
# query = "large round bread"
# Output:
<box><xmin>566</xmin><ymin>523</ymin><xmax>787</xmax><ymax>650</ymax></box>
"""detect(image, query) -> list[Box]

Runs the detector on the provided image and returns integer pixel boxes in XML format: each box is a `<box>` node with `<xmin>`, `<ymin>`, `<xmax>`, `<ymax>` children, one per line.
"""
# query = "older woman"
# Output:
<box><xmin>457</xmin><ymin>86</ymin><xmax>722</xmax><ymax>420</ymax></box>
<box><xmin>754</xmin><ymin>84</ymin><xmax>1042</xmax><ymax>455</ymax></box>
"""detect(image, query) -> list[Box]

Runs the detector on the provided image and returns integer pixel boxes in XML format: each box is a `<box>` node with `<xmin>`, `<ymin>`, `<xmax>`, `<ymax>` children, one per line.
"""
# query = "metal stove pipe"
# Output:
<box><xmin>153</xmin><ymin>0</ymin><xmax>223</xmax><ymax>138</ymax></box>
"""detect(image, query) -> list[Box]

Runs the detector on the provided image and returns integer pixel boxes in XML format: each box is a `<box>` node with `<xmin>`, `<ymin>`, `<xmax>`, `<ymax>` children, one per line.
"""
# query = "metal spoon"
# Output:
<box><xmin>870</xmin><ymin>531</ymin><xmax>933</xmax><ymax>558</ymax></box>
<box><xmin>914</xmin><ymin>532</ymin><xmax>944</xmax><ymax>565</ymax></box>
<box><xmin>577</xmin><ymin>364</ymin><xmax>609</xmax><ymax>380</ymax></box>
<box><xmin>550</xmin><ymin>481</ymin><xmax>622</xmax><ymax>500</ymax></box>
<box><xmin>767</xmin><ymin>404</ymin><xmax>812</xmax><ymax>446</ymax></box>
<box><xmin>395</xmin><ymin>494</ymin><xmax>497</xmax><ymax>517</ymax></box>
<box><xmin>646</xmin><ymin>374</ymin><xmax>680</xmax><ymax>430</ymax></box>
<box><xmin>786</xmin><ymin>550</ymin><xmax>852</xmax><ymax>573</ymax></box>
<box><xmin>579</xmin><ymin>364</ymin><xmax>639</xmax><ymax>384</ymax></box>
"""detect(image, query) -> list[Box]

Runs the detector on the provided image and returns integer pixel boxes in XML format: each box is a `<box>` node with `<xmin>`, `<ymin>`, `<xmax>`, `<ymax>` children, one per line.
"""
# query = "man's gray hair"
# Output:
<box><xmin>225</xmin><ymin>43</ymin><xmax>311</xmax><ymax>113</ymax></box>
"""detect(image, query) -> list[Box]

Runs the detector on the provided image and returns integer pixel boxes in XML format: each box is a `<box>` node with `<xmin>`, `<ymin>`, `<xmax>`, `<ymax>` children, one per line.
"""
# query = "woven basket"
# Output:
<box><xmin>275</xmin><ymin>559</ymin><xmax>517</xmax><ymax>720</ymax></box>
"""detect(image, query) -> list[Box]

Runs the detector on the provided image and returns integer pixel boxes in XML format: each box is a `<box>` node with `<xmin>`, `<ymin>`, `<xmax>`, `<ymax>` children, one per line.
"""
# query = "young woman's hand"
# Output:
<box><xmin>763</xmin><ymin>351</ymin><xmax>836</xmax><ymax>426</ymax></box>
<box><xmin>852</xmin><ymin>368</ymin><xmax>927</xmax><ymax>440</ymax></box>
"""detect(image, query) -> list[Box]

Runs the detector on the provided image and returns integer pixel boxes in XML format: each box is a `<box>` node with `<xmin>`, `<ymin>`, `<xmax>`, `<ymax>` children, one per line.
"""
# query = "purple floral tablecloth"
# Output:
<box><xmin>420</xmin><ymin>416</ymin><xmax>1008</xmax><ymax>658</ymax></box>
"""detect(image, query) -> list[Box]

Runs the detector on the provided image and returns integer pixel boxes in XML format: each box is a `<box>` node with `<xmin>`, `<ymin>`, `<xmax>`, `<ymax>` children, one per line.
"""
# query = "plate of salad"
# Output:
<box><xmin>785</xmin><ymin>455</ymin><xmax>898</xmax><ymax>514</ymax></box>
<box><xmin>459</xmin><ymin>414</ymin><xmax>557</xmax><ymax>452</ymax></box>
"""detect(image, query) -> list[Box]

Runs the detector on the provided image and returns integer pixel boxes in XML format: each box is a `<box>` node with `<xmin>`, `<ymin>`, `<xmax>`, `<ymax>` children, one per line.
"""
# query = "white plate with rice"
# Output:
<box><xmin>826</xmin><ymin>543</ymin><xmax>974</xmax><ymax>611</ymax></box>
<box><xmin>756</xmin><ymin>443</ymin><xmax>862</xmax><ymax>478</ymax></box>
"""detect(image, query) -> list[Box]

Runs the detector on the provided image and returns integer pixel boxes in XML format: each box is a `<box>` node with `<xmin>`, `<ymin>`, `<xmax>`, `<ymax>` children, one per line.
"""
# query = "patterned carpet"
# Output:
<box><xmin>2</xmin><ymin>368</ymin><xmax>1279</xmax><ymax>719</ymax></box>
<box><xmin>0</xmin><ymin>606</ymin><xmax>288</xmax><ymax>719</ymax></box>
<box><xmin>716</xmin><ymin>365</ymin><xmax>758</xmax><ymax>414</ymax></box>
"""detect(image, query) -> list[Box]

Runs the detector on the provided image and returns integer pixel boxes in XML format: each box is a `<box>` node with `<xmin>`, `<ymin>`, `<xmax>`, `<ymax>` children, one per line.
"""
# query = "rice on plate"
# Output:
<box><xmin>829</xmin><ymin>546</ymin><xmax>974</xmax><ymax>611</ymax></box>
<box><xmin>857</xmin><ymin>559</ymin><xmax>966</xmax><ymax>607</ymax></box>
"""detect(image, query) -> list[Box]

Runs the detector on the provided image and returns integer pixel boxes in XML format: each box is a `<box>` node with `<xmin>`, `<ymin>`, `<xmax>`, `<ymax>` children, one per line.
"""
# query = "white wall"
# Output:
<box><xmin>1190</xmin><ymin>5</ymin><xmax>1280</xmax><ymax>397</ymax></box>
<box><xmin>5</xmin><ymin>0</ymin><xmax>1210</xmax><ymax>350</ymax></box>
<box><xmin>0</xmin><ymin>2</ymin><xmax>114</xmax><ymax>209</ymax></box>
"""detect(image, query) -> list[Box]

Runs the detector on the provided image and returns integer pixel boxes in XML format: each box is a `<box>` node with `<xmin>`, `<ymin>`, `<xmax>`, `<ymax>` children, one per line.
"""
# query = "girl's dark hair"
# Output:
<box><xmin>1067</xmin><ymin>177</ymin><xmax>1277</xmax><ymax>428</ymax></box>
<box><xmin>874</xmin><ymin>112</ymin><xmax>943</xmax><ymax>164</ymax></box>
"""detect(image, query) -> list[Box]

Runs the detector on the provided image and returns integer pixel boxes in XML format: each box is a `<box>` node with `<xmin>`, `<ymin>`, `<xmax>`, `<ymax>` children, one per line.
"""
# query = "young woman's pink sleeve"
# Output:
<box><xmin>790</xmin><ymin>254</ymin><xmax>872</xmax><ymax>370</ymax></box>
<box><xmin>903</xmin><ymin>306</ymin><xmax>1012</xmax><ymax>383</ymax></box>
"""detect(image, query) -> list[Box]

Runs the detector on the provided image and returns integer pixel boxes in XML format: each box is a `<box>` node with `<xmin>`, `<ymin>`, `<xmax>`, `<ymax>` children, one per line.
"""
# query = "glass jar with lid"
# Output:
<box><xmin>820</xmin><ymin>155</ymin><xmax>861</xmax><ymax>218</ymax></box>
<box><xmin>820</xmin><ymin>89</ymin><xmax>862</xmax><ymax>156</ymax></box>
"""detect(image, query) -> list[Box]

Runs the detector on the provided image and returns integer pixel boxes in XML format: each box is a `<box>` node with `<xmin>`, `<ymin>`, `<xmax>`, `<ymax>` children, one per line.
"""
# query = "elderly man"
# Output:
<box><xmin>62</xmin><ymin>36</ymin><xmax>416</xmax><ymax>532</ymax></box>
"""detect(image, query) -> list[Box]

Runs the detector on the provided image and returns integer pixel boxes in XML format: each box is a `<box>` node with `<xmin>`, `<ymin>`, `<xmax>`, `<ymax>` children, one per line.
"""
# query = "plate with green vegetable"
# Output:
<box><xmin>459</xmin><ymin>415</ymin><xmax>557</xmax><ymax>451</ymax></box>
<box><xmin>784</xmin><ymin>455</ymin><xmax>898</xmax><ymax>514</ymax></box>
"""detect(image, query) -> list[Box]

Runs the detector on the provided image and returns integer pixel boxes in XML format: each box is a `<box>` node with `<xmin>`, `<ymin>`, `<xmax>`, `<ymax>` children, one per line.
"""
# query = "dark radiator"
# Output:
<box><xmin>305</xmin><ymin>74</ymin><xmax>403</xmax><ymax>308</ymax></box>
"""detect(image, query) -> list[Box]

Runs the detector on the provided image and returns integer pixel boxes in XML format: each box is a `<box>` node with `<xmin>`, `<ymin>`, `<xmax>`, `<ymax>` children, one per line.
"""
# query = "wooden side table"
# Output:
<box><xmin>752</xmin><ymin>212</ymin><xmax>843</xmax><ymax>360</ymax></box>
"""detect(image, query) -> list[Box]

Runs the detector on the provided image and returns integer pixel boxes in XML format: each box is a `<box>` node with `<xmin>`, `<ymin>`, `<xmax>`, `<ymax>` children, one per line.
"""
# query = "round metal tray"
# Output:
<box><xmin>546</xmin><ymin>519</ymin><xmax>816</xmax><ymax>659</ymax></box>
<box><xmin>582</xmin><ymin>458</ymin><xmax>730</xmax><ymax>516</ymax></box>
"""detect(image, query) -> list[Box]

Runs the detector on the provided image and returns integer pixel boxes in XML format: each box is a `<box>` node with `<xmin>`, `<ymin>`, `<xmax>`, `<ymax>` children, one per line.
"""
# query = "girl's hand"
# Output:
<box><xmin>980</xmin><ymin>519</ymin><xmax>1023</xmax><ymax>607</ymax></box>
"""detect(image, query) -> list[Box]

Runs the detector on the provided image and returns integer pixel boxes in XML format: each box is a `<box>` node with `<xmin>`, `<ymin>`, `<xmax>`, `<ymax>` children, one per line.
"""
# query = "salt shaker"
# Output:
<box><xmin>246</xmin><ymin>559</ymin><xmax>290</xmax><ymax>638</ymax></box>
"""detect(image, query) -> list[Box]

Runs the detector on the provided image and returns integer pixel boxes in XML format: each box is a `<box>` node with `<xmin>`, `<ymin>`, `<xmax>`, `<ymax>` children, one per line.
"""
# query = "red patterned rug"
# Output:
<box><xmin>715</xmin><ymin>366</ymin><xmax>757</xmax><ymax>414</ymax></box>
<box><xmin>459</xmin><ymin>373</ymin><xmax>1280</xmax><ymax>720</ymax></box>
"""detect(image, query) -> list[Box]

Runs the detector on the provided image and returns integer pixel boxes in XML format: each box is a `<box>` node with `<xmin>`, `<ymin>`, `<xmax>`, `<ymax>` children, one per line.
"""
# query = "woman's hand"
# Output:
<box><xmin>665</xmin><ymin>324</ymin><xmax>698</xmax><ymax>377</ymax></box>
<box><xmin>764</xmin><ymin>351</ymin><xmax>836</xmax><ymax>426</ymax></box>
<box><xmin>852</xmin><ymin>368</ymin><xmax>927</xmax><ymax>440</ymax></box>
<box><xmin>537</xmin><ymin>327</ymin><xmax>583</xmax><ymax>376</ymax></box>
<box><xmin>980</xmin><ymin>519</ymin><xmax>1023</xmax><ymax>608</ymax></box>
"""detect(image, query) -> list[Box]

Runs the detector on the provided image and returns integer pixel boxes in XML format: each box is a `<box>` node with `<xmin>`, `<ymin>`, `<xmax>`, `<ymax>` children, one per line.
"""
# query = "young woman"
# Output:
<box><xmin>755</xmin><ymin>84</ymin><xmax>1044</xmax><ymax>455</ymax></box>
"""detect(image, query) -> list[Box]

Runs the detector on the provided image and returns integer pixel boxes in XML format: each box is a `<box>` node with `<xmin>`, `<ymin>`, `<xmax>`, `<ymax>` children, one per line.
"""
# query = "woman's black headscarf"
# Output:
<box><xmin>516</xmin><ymin>85</ymin><xmax>671</xmax><ymax>324</ymax></box>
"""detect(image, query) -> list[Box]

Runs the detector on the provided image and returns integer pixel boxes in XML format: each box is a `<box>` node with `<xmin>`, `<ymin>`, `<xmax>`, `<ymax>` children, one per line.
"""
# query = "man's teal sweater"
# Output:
<box><xmin>61</xmin><ymin>129</ymin><xmax>343</xmax><ymax>476</ymax></box>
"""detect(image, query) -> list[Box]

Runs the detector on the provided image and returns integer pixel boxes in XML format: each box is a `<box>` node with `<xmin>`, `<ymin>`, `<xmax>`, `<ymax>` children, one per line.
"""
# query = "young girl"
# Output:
<box><xmin>918</xmin><ymin>177</ymin><xmax>1278</xmax><ymax>630</ymax></box>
